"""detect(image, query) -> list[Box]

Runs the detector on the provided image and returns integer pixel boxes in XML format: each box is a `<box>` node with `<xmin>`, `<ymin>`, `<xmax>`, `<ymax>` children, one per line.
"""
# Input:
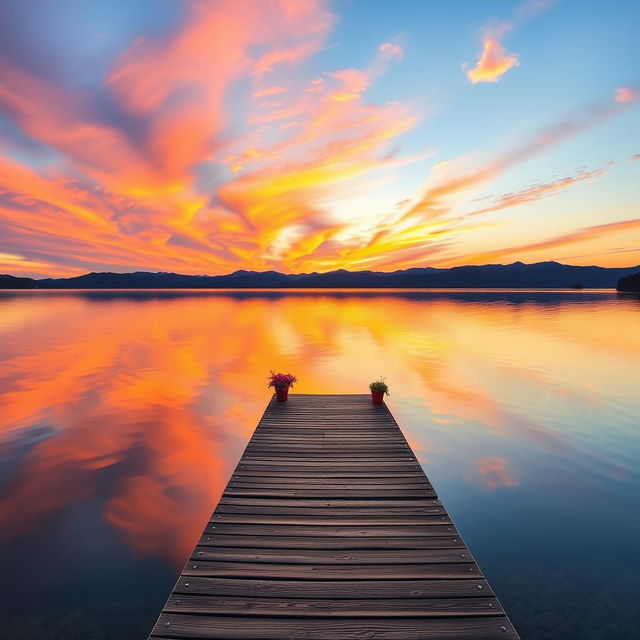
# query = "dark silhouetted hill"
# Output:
<box><xmin>0</xmin><ymin>274</ymin><xmax>38</xmax><ymax>289</ymax></box>
<box><xmin>616</xmin><ymin>271</ymin><xmax>640</xmax><ymax>292</ymax></box>
<box><xmin>2</xmin><ymin>262</ymin><xmax>639</xmax><ymax>289</ymax></box>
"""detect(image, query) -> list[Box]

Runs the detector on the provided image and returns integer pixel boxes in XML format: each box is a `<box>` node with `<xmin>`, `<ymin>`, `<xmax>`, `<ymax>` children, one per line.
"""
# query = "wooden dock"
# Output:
<box><xmin>149</xmin><ymin>394</ymin><xmax>519</xmax><ymax>639</ymax></box>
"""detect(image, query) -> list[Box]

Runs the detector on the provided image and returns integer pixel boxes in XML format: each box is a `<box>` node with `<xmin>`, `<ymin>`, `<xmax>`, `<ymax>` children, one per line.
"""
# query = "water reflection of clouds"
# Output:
<box><xmin>0</xmin><ymin>290</ymin><xmax>638</xmax><ymax>568</ymax></box>
<box><xmin>472</xmin><ymin>456</ymin><xmax>520</xmax><ymax>491</ymax></box>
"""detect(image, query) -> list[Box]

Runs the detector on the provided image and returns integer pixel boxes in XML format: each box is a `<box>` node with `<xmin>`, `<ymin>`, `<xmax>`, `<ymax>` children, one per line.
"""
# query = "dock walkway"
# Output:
<box><xmin>150</xmin><ymin>394</ymin><xmax>519</xmax><ymax>639</ymax></box>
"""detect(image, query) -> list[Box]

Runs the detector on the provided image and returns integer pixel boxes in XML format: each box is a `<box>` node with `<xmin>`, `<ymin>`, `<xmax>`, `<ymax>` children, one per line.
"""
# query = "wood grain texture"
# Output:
<box><xmin>171</xmin><ymin>577</ymin><xmax>497</xmax><ymax>598</ymax></box>
<box><xmin>196</xmin><ymin>535</ymin><xmax>465</xmax><ymax>550</ymax></box>
<box><xmin>188</xmin><ymin>547</ymin><xmax>474</xmax><ymax>564</ymax></box>
<box><xmin>148</xmin><ymin>394</ymin><xmax>519</xmax><ymax>639</ymax></box>
<box><xmin>150</xmin><ymin>614</ymin><xmax>519</xmax><ymax>639</ymax></box>
<box><xmin>161</xmin><ymin>594</ymin><xmax>503</xmax><ymax>617</ymax></box>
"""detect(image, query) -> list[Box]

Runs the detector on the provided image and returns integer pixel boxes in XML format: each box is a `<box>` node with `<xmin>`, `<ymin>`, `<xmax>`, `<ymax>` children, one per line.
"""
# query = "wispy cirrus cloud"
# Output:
<box><xmin>378</xmin><ymin>42</ymin><xmax>404</xmax><ymax>60</ymax></box>
<box><xmin>0</xmin><ymin>0</ymin><xmax>420</xmax><ymax>276</ymax></box>
<box><xmin>0</xmin><ymin>0</ymin><xmax>637</xmax><ymax>277</ymax></box>
<box><xmin>327</xmin><ymin>92</ymin><xmax>639</xmax><ymax>271</ymax></box>
<box><xmin>403</xmin><ymin>102</ymin><xmax>627</xmax><ymax>221</ymax></box>
<box><xmin>253</xmin><ymin>86</ymin><xmax>286</xmax><ymax>98</ymax></box>
<box><xmin>0</xmin><ymin>251</ymin><xmax>70</xmax><ymax>276</ymax></box>
<box><xmin>451</xmin><ymin>217</ymin><xmax>640</xmax><ymax>266</ymax></box>
<box><xmin>466</xmin><ymin>168</ymin><xmax>606</xmax><ymax>217</ymax></box>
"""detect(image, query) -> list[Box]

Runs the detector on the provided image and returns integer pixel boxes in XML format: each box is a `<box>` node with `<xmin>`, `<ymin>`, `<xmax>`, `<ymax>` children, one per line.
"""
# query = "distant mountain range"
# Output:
<box><xmin>1</xmin><ymin>262</ymin><xmax>639</xmax><ymax>290</ymax></box>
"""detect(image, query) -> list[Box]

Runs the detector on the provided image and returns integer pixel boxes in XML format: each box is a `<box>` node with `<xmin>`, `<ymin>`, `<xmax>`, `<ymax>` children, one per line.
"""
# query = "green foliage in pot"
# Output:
<box><xmin>369</xmin><ymin>377</ymin><xmax>389</xmax><ymax>395</ymax></box>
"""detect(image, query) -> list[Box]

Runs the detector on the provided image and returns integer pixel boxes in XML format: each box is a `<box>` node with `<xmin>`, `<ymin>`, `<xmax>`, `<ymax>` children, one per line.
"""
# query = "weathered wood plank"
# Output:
<box><xmin>203</xmin><ymin>523</ymin><xmax>457</xmax><ymax>537</ymax></box>
<box><xmin>244</xmin><ymin>450</ymin><xmax>414</xmax><ymax>457</ymax></box>
<box><xmin>150</xmin><ymin>615</ymin><xmax>518</xmax><ymax>639</ymax></box>
<box><xmin>225</xmin><ymin>485</ymin><xmax>433</xmax><ymax>492</ymax></box>
<box><xmin>217</xmin><ymin>497</ymin><xmax>441</xmax><ymax>507</ymax></box>
<box><xmin>222</xmin><ymin>488</ymin><xmax>437</xmax><ymax>498</ymax></box>
<box><xmin>179</xmin><ymin>562</ymin><xmax>480</xmax><ymax>579</ymax></box>
<box><xmin>188</xmin><ymin>547</ymin><xmax>473</xmax><ymax>564</ymax></box>
<box><xmin>171</xmin><ymin>576</ymin><xmax>495</xmax><ymax>598</ymax></box>
<box><xmin>227</xmin><ymin>478</ymin><xmax>432</xmax><ymax>487</ymax></box>
<box><xmin>215</xmin><ymin>504</ymin><xmax>444</xmax><ymax>515</ymax></box>
<box><xmin>161</xmin><ymin>595</ymin><xmax>503</xmax><ymax>617</ymax></box>
<box><xmin>196</xmin><ymin>535</ymin><xmax>465</xmax><ymax>550</ymax></box>
<box><xmin>231</xmin><ymin>470</ymin><xmax>427</xmax><ymax>478</ymax></box>
<box><xmin>238</xmin><ymin>463</ymin><xmax>420</xmax><ymax>468</ymax></box>
<box><xmin>207</xmin><ymin>513</ymin><xmax>451</xmax><ymax>525</ymax></box>
<box><xmin>227</xmin><ymin>479</ymin><xmax>431</xmax><ymax>487</ymax></box>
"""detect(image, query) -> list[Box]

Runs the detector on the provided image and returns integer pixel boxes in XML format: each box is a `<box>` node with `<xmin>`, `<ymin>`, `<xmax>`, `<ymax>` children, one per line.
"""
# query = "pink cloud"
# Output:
<box><xmin>306</xmin><ymin>78</ymin><xmax>326</xmax><ymax>93</ymax></box>
<box><xmin>467</xmin><ymin>38</ymin><xmax>519</xmax><ymax>84</ymax></box>
<box><xmin>253</xmin><ymin>42</ymin><xmax>319</xmax><ymax>75</ymax></box>
<box><xmin>615</xmin><ymin>87</ymin><xmax>637</xmax><ymax>103</ymax></box>
<box><xmin>378</xmin><ymin>42</ymin><xmax>403</xmax><ymax>60</ymax></box>
<box><xmin>328</xmin><ymin>68</ymin><xmax>371</xmax><ymax>102</ymax></box>
<box><xmin>253</xmin><ymin>86</ymin><xmax>286</xmax><ymax>98</ymax></box>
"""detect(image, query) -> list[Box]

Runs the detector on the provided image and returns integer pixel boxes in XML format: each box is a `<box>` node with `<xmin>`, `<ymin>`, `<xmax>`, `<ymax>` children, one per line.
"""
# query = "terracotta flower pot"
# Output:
<box><xmin>371</xmin><ymin>390</ymin><xmax>385</xmax><ymax>405</ymax></box>
<box><xmin>275</xmin><ymin>387</ymin><xmax>289</xmax><ymax>402</ymax></box>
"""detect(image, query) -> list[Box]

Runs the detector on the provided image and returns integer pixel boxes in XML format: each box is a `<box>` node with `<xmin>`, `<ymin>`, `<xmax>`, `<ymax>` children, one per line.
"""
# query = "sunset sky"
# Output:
<box><xmin>0</xmin><ymin>0</ymin><xmax>638</xmax><ymax>277</ymax></box>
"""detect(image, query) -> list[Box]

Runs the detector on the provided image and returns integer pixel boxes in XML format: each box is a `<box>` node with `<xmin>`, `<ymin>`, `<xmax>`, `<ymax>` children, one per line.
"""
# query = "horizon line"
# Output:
<box><xmin>3</xmin><ymin>259</ymin><xmax>640</xmax><ymax>281</ymax></box>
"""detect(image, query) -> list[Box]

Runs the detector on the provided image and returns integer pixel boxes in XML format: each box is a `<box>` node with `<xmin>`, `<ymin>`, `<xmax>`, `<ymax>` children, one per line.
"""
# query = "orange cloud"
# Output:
<box><xmin>0</xmin><ymin>252</ymin><xmax>74</xmax><ymax>276</ymax></box>
<box><xmin>6</xmin><ymin>0</ymin><xmax>423</xmax><ymax>278</ymax></box>
<box><xmin>3</xmin><ymin>0</ymin><xmax>394</xmax><ymax>276</ymax></box>
<box><xmin>467</xmin><ymin>38</ymin><xmax>519</xmax><ymax>84</ymax></box>
<box><xmin>107</xmin><ymin>0</ymin><xmax>331</xmax><ymax>186</ymax></box>
<box><xmin>465</xmin><ymin>1</ymin><xmax>553</xmax><ymax>85</ymax></box>
<box><xmin>4</xmin><ymin>68</ymin><xmax>631</xmax><ymax>278</ymax></box>
<box><xmin>0</xmin><ymin>0</ymin><xmax>635</xmax><ymax>278</ymax></box>
<box><xmin>214</xmin><ymin>44</ymin><xmax>418</xmax><ymax>270</ymax></box>
<box><xmin>454</xmin><ymin>217</ymin><xmax>640</xmax><ymax>266</ymax></box>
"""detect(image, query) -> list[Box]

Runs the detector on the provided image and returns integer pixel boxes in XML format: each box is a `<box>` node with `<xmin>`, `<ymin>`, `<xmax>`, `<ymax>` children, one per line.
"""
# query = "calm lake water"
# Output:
<box><xmin>0</xmin><ymin>289</ymin><xmax>638</xmax><ymax>639</ymax></box>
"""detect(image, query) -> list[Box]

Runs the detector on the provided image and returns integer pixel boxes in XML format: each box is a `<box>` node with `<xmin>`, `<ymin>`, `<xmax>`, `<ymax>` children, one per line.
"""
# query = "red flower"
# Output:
<box><xmin>268</xmin><ymin>370</ymin><xmax>297</xmax><ymax>389</ymax></box>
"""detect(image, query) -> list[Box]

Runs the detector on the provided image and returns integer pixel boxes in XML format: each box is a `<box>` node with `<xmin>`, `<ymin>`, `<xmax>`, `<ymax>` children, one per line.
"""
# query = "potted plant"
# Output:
<box><xmin>268</xmin><ymin>371</ymin><xmax>297</xmax><ymax>402</ymax></box>
<box><xmin>369</xmin><ymin>377</ymin><xmax>389</xmax><ymax>404</ymax></box>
